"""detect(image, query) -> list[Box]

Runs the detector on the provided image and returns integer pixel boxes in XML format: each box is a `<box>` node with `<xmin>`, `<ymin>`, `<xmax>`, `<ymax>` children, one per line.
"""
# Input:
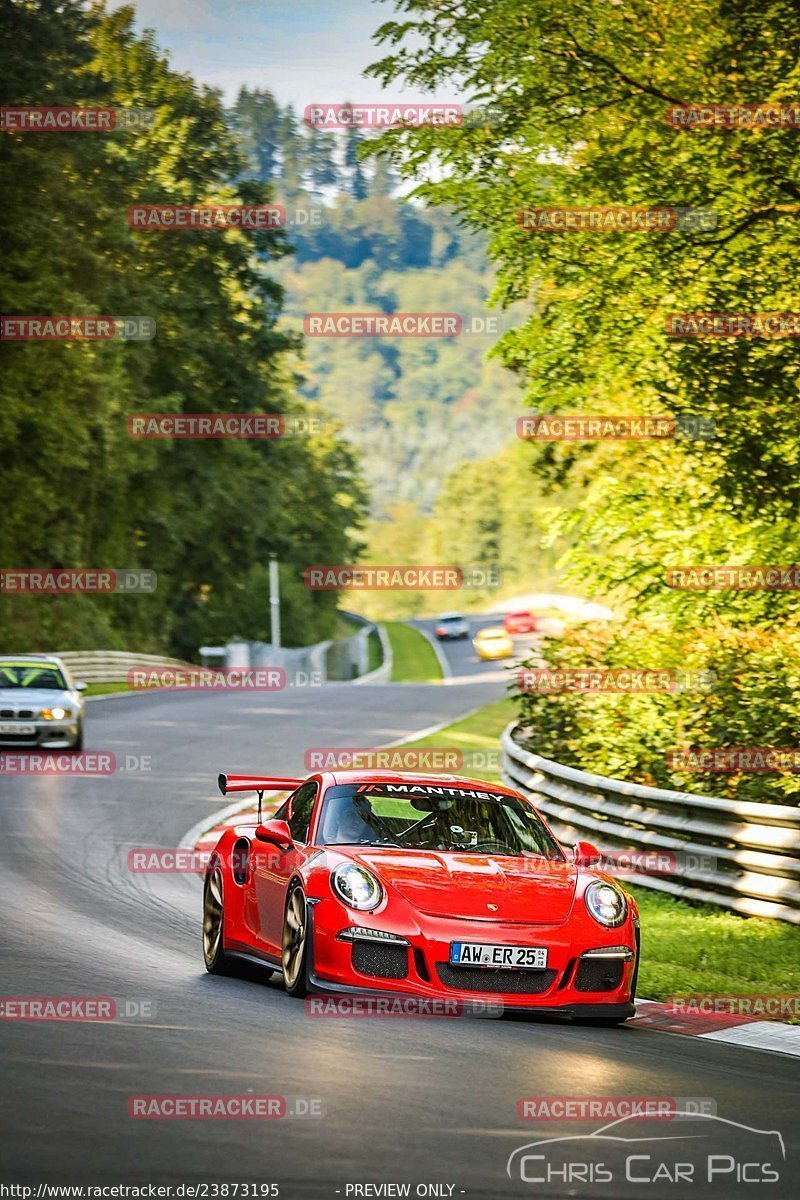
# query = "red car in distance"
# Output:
<box><xmin>503</xmin><ymin>610</ymin><xmax>538</xmax><ymax>635</ymax></box>
<box><xmin>202</xmin><ymin>770</ymin><xmax>639</xmax><ymax>1024</ymax></box>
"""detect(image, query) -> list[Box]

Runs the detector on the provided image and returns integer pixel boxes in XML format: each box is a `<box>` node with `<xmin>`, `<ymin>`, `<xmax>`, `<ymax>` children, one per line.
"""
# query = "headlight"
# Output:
<box><xmin>331</xmin><ymin>864</ymin><xmax>382</xmax><ymax>911</ymax></box>
<box><xmin>585</xmin><ymin>881</ymin><xmax>627</xmax><ymax>928</ymax></box>
<box><xmin>41</xmin><ymin>706</ymin><xmax>68</xmax><ymax>720</ymax></box>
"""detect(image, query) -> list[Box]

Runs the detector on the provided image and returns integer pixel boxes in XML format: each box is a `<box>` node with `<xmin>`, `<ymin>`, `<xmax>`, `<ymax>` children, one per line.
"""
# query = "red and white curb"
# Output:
<box><xmin>631</xmin><ymin>999</ymin><xmax>800</xmax><ymax>1058</ymax></box>
<box><xmin>182</xmin><ymin>808</ymin><xmax>800</xmax><ymax>1061</ymax></box>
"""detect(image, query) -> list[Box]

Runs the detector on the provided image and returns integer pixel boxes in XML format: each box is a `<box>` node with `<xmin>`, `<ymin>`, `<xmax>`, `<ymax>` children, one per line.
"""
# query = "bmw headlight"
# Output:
<box><xmin>585</xmin><ymin>881</ymin><xmax>627</xmax><ymax>928</ymax></box>
<box><xmin>332</xmin><ymin>863</ymin><xmax>382</xmax><ymax>911</ymax></box>
<box><xmin>41</xmin><ymin>706</ymin><xmax>69</xmax><ymax>720</ymax></box>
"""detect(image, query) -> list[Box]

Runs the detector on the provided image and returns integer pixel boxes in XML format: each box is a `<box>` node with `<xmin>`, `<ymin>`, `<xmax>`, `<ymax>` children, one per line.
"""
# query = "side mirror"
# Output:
<box><xmin>255</xmin><ymin>818</ymin><xmax>293</xmax><ymax>849</ymax></box>
<box><xmin>573</xmin><ymin>840</ymin><xmax>603</xmax><ymax>867</ymax></box>
<box><xmin>74</xmin><ymin>681</ymin><xmax>87</xmax><ymax>692</ymax></box>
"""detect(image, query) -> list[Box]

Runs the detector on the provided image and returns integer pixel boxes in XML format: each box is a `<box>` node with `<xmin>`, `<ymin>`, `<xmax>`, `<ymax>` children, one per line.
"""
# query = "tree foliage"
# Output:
<box><xmin>367</xmin><ymin>0</ymin><xmax>800</xmax><ymax>799</ymax></box>
<box><xmin>0</xmin><ymin>0</ymin><xmax>366</xmax><ymax>656</ymax></box>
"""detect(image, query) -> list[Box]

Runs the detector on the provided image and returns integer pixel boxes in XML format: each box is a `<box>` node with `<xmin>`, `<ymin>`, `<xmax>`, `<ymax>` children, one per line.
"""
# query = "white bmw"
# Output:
<box><xmin>0</xmin><ymin>655</ymin><xmax>86</xmax><ymax>750</ymax></box>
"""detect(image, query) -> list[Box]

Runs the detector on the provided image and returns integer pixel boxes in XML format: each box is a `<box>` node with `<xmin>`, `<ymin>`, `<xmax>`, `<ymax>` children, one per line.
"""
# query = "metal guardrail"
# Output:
<box><xmin>352</xmin><ymin>622</ymin><xmax>393</xmax><ymax>685</ymax></box>
<box><xmin>501</xmin><ymin>722</ymin><xmax>800</xmax><ymax>925</ymax></box>
<box><xmin>55</xmin><ymin>650</ymin><xmax>193</xmax><ymax>684</ymax></box>
<box><xmin>56</xmin><ymin>623</ymin><xmax>392</xmax><ymax>687</ymax></box>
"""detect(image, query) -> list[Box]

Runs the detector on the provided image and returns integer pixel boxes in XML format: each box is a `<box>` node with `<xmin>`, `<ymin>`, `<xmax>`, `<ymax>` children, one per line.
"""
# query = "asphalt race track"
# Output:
<box><xmin>411</xmin><ymin>615</ymin><xmax>538</xmax><ymax>683</ymax></box>
<box><xmin>1</xmin><ymin>675</ymin><xmax>798</xmax><ymax>1198</ymax></box>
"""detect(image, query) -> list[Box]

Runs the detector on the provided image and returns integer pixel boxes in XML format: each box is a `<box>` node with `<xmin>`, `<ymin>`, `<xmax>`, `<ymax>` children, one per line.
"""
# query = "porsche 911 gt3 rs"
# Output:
<box><xmin>202</xmin><ymin>770</ymin><xmax>639</xmax><ymax>1023</ymax></box>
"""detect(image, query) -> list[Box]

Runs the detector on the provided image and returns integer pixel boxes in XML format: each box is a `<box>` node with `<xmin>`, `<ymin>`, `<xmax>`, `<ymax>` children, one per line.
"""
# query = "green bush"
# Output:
<box><xmin>515</xmin><ymin>620</ymin><xmax>800</xmax><ymax>804</ymax></box>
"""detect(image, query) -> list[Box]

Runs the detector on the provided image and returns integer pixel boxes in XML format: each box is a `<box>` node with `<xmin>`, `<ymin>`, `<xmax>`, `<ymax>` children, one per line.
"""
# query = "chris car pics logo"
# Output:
<box><xmin>506</xmin><ymin>1112</ymin><xmax>784</xmax><ymax>1186</ymax></box>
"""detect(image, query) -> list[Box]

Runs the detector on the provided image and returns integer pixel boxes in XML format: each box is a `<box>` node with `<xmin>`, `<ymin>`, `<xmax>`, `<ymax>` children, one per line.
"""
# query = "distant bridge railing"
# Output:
<box><xmin>501</xmin><ymin>723</ymin><xmax>800</xmax><ymax>925</ymax></box>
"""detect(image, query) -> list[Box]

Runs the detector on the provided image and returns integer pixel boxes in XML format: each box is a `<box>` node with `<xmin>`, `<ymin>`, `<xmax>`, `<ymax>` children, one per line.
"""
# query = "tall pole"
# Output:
<box><xmin>269</xmin><ymin>555</ymin><xmax>281</xmax><ymax>648</ymax></box>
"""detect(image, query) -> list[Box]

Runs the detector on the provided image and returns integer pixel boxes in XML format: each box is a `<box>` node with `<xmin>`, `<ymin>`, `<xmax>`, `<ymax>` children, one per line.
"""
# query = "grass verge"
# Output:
<box><xmin>385</xmin><ymin>621</ymin><xmax>443</xmax><ymax>683</ymax></box>
<box><xmin>83</xmin><ymin>682</ymin><xmax>136</xmax><ymax>698</ymax></box>
<box><xmin>396</xmin><ymin>695</ymin><xmax>800</xmax><ymax>1005</ymax></box>
<box><xmin>629</xmin><ymin>888</ymin><xmax>800</xmax><ymax>1003</ymax></box>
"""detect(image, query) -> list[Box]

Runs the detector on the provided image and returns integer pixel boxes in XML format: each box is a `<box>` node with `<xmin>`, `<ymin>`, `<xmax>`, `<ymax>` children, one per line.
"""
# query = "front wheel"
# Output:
<box><xmin>281</xmin><ymin>884</ymin><xmax>310</xmax><ymax>997</ymax></box>
<box><xmin>71</xmin><ymin>719</ymin><xmax>84</xmax><ymax>751</ymax></box>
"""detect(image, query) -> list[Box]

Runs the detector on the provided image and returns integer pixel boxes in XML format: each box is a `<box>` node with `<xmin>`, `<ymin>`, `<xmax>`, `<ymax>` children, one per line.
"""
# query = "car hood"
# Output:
<box><xmin>346</xmin><ymin>848</ymin><xmax>578</xmax><ymax>924</ymax></box>
<box><xmin>0</xmin><ymin>688</ymin><xmax>74</xmax><ymax>706</ymax></box>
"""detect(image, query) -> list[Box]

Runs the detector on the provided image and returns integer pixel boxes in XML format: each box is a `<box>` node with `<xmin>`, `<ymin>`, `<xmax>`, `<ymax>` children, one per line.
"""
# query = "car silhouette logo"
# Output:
<box><xmin>507</xmin><ymin>1111</ymin><xmax>786</xmax><ymax>1180</ymax></box>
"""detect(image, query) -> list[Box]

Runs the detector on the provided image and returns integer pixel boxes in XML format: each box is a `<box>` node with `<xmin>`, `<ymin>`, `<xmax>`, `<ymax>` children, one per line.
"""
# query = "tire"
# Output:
<box><xmin>203</xmin><ymin>863</ymin><xmax>231</xmax><ymax>975</ymax></box>
<box><xmin>281</xmin><ymin>883</ymin><xmax>310</xmax><ymax>997</ymax></box>
<box><xmin>71</xmin><ymin>720</ymin><xmax>84</xmax><ymax>751</ymax></box>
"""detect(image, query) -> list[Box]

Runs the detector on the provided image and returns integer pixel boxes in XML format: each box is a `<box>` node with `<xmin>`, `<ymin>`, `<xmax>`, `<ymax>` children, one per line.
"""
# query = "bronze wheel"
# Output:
<box><xmin>203</xmin><ymin>865</ymin><xmax>227</xmax><ymax>973</ymax></box>
<box><xmin>281</xmin><ymin>885</ymin><xmax>309</xmax><ymax>996</ymax></box>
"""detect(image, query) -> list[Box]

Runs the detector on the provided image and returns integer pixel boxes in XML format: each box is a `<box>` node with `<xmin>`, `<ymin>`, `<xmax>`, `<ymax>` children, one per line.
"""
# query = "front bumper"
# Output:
<box><xmin>0</xmin><ymin>719</ymin><xmax>80</xmax><ymax>749</ymax></box>
<box><xmin>309</xmin><ymin>899</ymin><xmax>637</xmax><ymax>1014</ymax></box>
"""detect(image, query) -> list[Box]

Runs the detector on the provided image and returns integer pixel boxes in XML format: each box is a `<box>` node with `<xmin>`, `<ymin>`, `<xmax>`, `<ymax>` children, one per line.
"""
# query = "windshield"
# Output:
<box><xmin>319</xmin><ymin>783</ymin><xmax>565</xmax><ymax>860</ymax></box>
<box><xmin>0</xmin><ymin>662</ymin><xmax>67</xmax><ymax>690</ymax></box>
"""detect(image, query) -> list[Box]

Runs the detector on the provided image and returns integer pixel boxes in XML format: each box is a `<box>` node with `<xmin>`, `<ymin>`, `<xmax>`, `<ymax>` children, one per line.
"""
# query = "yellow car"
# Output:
<box><xmin>472</xmin><ymin>626</ymin><xmax>514</xmax><ymax>661</ymax></box>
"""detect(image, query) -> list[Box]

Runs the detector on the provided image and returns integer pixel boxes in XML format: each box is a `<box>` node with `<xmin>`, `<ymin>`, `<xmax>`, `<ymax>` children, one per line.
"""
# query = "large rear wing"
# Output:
<box><xmin>218</xmin><ymin>773</ymin><xmax>304</xmax><ymax>797</ymax></box>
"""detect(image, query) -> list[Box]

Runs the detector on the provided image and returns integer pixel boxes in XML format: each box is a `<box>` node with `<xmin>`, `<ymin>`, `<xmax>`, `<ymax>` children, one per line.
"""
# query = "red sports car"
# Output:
<box><xmin>202</xmin><ymin>770</ymin><xmax>639</xmax><ymax>1024</ymax></box>
<box><xmin>503</xmin><ymin>610</ymin><xmax>538</xmax><ymax>635</ymax></box>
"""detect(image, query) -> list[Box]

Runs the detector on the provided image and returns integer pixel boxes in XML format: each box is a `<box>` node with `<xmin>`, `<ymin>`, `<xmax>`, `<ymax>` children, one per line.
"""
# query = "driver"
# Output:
<box><xmin>330</xmin><ymin>798</ymin><xmax>374</xmax><ymax>844</ymax></box>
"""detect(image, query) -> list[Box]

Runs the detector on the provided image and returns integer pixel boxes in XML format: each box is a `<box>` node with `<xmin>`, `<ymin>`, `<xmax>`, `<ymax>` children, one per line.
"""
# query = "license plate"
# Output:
<box><xmin>450</xmin><ymin>942</ymin><xmax>548</xmax><ymax>969</ymax></box>
<box><xmin>0</xmin><ymin>723</ymin><xmax>35</xmax><ymax>735</ymax></box>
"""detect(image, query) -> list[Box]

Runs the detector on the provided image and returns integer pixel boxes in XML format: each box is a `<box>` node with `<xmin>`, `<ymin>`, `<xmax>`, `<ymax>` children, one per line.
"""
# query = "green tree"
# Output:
<box><xmin>303</xmin><ymin>124</ymin><xmax>338</xmax><ymax>192</ymax></box>
<box><xmin>230</xmin><ymin>86</ymin><xmax>281</xmax><ymax>183</ymax></box>
<box><xmin>0</xmin><ymin>0</ymin><xmax>366</xmax><ymax>655</ymax></box>
<box><xmin>366</xmin><ymin>0</ymin><xmax>800</xmax><ymax>799</ymax></box>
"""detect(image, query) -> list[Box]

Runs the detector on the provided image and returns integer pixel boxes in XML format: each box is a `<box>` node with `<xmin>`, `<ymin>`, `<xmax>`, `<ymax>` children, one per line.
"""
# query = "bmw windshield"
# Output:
<box><xmin>0</xmin><ymin>662</ymin><xmax>68</xmax><ymax>690</ymax></box>
<box><xmin>319</xmin><ymin>783</ymin><xmax>566</xmax><ymax>860</ymax></box>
